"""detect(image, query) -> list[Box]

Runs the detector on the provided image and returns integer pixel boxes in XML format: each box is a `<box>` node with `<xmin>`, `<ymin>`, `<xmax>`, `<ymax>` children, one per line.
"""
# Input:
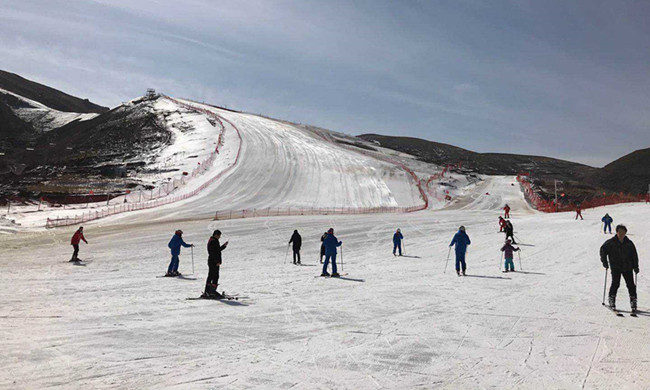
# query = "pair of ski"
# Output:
<box><xmin>187</xmin><ymin>291</ymin><xmax>241</xmax><ymax>301</ymax></box>
<box><xmin>315</xmin><ymin>273</ymin><xmax>349</xmax><ymax>278</ymax></box>
<box><xmin>603</xmin><ymin>303</ymin><xmax>638</xmax><ymax>317</ymax></box>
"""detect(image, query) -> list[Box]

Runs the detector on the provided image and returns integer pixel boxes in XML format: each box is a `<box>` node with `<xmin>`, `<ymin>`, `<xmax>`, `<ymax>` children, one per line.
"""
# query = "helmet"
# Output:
<box><xmin>175</xmin><ymin>229</ymin><xmax>183</xmax><ymax>235</ymax></box>
<box><xmin>397</xmin><ymin>228</ymin><xmax>401</xmax><ymax>232</ymax></box>
<box><xmin>506</xmin><ymin>239</ymin><xmax>511</xmax><ymax>243</ymax></box>
<box><xmin>459</xmin><ymin>226</ymin><xmax>465</xmax><ymax>231</ymax></box>
<box><xmin>328</xmin><ymin>228</ymin><xmax>334</xmax><ymax>234</ymax></box>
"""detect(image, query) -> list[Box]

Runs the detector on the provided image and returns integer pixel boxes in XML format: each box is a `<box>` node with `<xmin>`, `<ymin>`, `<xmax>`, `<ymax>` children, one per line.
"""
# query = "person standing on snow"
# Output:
<box><xmin>70</xmin><ymin>226</ymin><xmax>88</xmax><ymax>262</ymax></box>
<box><xmin>321</xmin><ymin>228</ymin><xmax>342</xmax><ymax>277</ymax></box>
<box><xmin>319</xmin><ymin>231</ymin><xmax>328</xmax><ymax>264</ymax></box>
<box><xmin>166</xmin><ymin>229</ymin><xmax>193</xmax><ymax>276</ymax></box>
<box><xmin>600</xmin><ymin>225</ymin><xmax>639</xmax><ymax>312</ymax></box>
<box><xmin>393</xmin><ymin>228</ymin><xmax>404</xmax><ymax>256</ymax></box>
<box><xmin>501</xmin><ymin>239</ymin><xmax>520</xmax><ymax>272</ymax></box>
<box><xmin>289</xmin><ymin>230</ymin><xmax>302</xmax><ymax>265</ymax></box>
<box><xmin>203</xmin><ymin>230</ymin><xmax>228</xmax><ymax>297</ymax></box>
<box><xmin>498</xmin><ymin>216</ymin><xmax>507</xmax><ymax>232</ymax></box>
<box><xmin>504</xmin><ymin>220</ymin><xmax>517</xmax><ymax>244</ymax></box>
<box><xmin>575</xmin><ymin>204</ymin><xmax>583</xmax><ymax>220</ymax></box>
<box><xmin>449</xmin><ymin>226</ymin><xmax>471</xmax><ymax>276</ymax></box>
<box><xmin>503</xmin><ymin>204</ymin><xmax>511</xmax><ymax>219</ymax></box>
<box><xmin>601</xmin><ymin>213</ymin><xmax>613</xmax><ymax>234</ymax></box>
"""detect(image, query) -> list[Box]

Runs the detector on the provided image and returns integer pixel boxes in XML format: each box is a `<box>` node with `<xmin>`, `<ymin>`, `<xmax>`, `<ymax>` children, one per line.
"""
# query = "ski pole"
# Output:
<box><xmin>284</xmin><ymin>243</ymin><xmax>289</xmax><ymax>264</ymax></box>
<box><xmin>499</xmin><ymin>252</ymin><xmax>503</xmax><ymax>271</ymax></box>
<box><xmin>602</xmin><ymin>268</ymin><xmax>608</xmax><ymax>306</ymax></box>
<box><xmin>517</xmin><ymin>250</ymin><xmax>522</xmax><ymax>271</ymax></box>
<box><xmin>402</xmin><ymin>239</ymin><xmax>406</xmax><ymax>255</ymax></box>
<box><xmin>191</xmin><ymin>245</ymin><xmax>195</xmax><ymax>275</ymax></box>
<box><xmin>444</xmin><ymin>247</ymin><xmax>451</xmax><ymax>274</ymax></box>
<box><xmin>341</xmin><ymin>245</ymin><xmax>344</xmax><ymax>272</ymax></box>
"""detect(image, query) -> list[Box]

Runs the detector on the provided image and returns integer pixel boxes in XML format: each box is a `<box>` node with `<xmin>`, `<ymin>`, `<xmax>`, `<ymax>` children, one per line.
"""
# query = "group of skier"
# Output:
<box><xmin>67</xmin><ymin>198</ymin><xmax>641</xmax><ymax>312</ymax></box>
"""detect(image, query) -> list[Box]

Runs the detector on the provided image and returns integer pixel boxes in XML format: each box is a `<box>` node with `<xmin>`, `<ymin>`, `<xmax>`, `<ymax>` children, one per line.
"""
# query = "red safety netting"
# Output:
<box><xmin>516</xmin><ymin>174</ymin><xmax>645</xmax><ymax>213</ymax></box>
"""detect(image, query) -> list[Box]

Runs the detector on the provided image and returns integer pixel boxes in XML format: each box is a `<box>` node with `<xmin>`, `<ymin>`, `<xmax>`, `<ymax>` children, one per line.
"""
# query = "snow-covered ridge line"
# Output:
<box><xmin>45</xmin><ymin>96</ymin><xmax>239</xmax><ymax>228</ymax></box>
<box><xmin>0</xmin><ymin>87</ymin><xmax>98</xmax><ymax>131</ymax></box>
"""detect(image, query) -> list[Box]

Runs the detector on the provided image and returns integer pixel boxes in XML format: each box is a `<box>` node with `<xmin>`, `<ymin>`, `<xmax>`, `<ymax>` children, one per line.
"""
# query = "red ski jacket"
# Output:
<box><xmin>71</xmin><ymin>230</ymin><xmax>87</xmax><ymax>245</ymax></box>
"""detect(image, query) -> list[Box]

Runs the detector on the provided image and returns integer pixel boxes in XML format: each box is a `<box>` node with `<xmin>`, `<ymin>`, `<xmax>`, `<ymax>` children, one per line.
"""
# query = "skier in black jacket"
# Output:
<box><xmin>320</xmin><ymin>232</ymin><xmax>327</xmax><ymax>264</ymax></box>
<box><xmin>203</xmin><ymin>230</ymin><xmax>228</xmax><ymax>298</ymax></box>
<box><xmin>600</xmin><ymin>224</ymin><xmax>639</xmax><ymax>311</ymax></box>
<box><xmin>289</xmin><ymin>230</ymin><xmax>302</xmax><ymax>265</ymax></box>
<box><xmin>504</xmin><ymin>220</ymin><xmax>516</xmax><ymax>244</ymax></box>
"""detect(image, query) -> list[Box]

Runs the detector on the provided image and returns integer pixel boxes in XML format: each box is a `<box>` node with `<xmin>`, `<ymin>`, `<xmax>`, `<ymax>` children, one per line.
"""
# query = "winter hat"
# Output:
<box><xmin>459</xmin><ymin>226</ymin><xmax>465</xmax><ymax>231</ymax></box>
<box><xmin>175</xmin><ymin>229</ymin><xmax>183</xmax><ymax>235</ymax></box>
<box><xmin>328</xmin><ymin>228</ymin><xmax>334</xmax><ymax>234</ymax></box>
<box><xmin>397</xmin><ymin>228</ymin><xmax>401</xmax><ymax>232</ymax></box>
<box><xmin>506</xmin><ymin>239</ymin><xmax>512</xmax><ymax>243</ymax></box>
<box><xmin>213</xmin><ymin>230</ymin><xmax>221</xmax><ymax>236</ymax></box>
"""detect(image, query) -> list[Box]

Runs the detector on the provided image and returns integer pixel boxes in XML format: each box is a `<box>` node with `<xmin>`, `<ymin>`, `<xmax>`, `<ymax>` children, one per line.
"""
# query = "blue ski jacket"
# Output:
<box><xmin>601</xmin><ymin>215</ymin><xmax>613</xmax><ymax>224</ymax></box>
<box><xmin>323</xmin><ymin>233</ymin><xmax>342</xmax><ymax>255</ymax></box>
<box><xmin>168</xmin><ymin>234</ymin><xmax>191</xmax><ymax>255</ymax></box>
<box><xmin>393</xmin><ymin>232</ymin><xmax>403</xmax><ymax>243</ymax></box>
<box><xmin>450</xmin><ymin>230</ymin><xmax>471</xmax><ymax>254</ymax></box>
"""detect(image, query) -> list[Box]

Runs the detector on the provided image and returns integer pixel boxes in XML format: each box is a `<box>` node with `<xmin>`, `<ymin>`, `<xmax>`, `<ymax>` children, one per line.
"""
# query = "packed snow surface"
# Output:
<box><xmin>2</xmin><ymin>176</ymin><xmax>649</xmax><ymax>388</ymax></box>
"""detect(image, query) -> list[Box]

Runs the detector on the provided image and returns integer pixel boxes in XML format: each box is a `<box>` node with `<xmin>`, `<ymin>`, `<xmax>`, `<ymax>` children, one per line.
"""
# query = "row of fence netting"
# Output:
<box><xmin>214</xmin><ymin>205</ymin><xmax>425</xmax><ymax>220</ymax></box>
<box><xmin>46</xmin><ymin>98</ymin><xmax>243</xmax><ymax>228</ymax></box>
<box><xmin>516</xmin><ymin>174</ymin><xmax>646</xmax><ymax>212</ymax></box>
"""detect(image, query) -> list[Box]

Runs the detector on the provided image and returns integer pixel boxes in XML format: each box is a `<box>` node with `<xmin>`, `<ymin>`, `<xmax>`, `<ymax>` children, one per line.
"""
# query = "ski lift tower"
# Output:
<box><xmin>146</xmin><ymin>88</ymin><xmax>157</xmax><ymax>100</ymax></box>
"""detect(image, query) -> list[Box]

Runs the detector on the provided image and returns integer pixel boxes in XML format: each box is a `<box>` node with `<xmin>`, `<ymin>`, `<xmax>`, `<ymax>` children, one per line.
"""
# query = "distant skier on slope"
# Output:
<box><xmin>289</xmin><ymin>230</ymin><xmax>302</xmax><ymax>265</ymax></box>
<box><xmin>449</xmin><ymin>226</ymin><xmax>471</xmax><ymax>276</ymax></box>
<box><xmin>203</xmin><ymin>230</ymin><xmax>228</xmax><ymax>298</ymax></box>
<box><xmin>498</xmin><ymin>216</ymin><xmax>507</xmax><ymax>232</ymax></box>
<box><xmin>393</xmin><ymin>228</ymin><xmax>404</xmax><ymax>256</ymax></box>
<box><xmin>166</xmin><ymin>229</ymin><xmax>193</xmax><ymax>277</ymax></box>
<box><xmin>504</xmin><ymin>220</ymin><xmax>516</xmax><ymax>244</ymax></box>
<box><xmin>601</xmin><ymin>213</ymin><xmax>613</xmax><ymax>234</ymax></box>
<box><xmin>575</xmin><ymin>204</ymin><xmax>583</xmax><ymax>220</ymax></box>
<box><xmin>70</xmin><ymin>226</ymin><xmax>88</xmax><ymax>262</ymax></box>
<box><xmin>501</xmin><ymin>239</ymin><xmax>520</xmax><ymax>272</ymax></box>
<box><xmin>320</xmin><ymin>232</ymin><xmax>328</xmax><ymax>264</ymax></box>
<box><xmin>600</xmin><ymin>225</ymin><xmax>639</xmax><ymax>312</ymax></box>
<box><xmin>321</xmin><ymin>228</ymin><xmax>342</xmax><ymax>277</ymax></box>
<box><xmin>503</xmin><ymin>204</ymin><xmax>511</xmax><ymax>219</ymax></box>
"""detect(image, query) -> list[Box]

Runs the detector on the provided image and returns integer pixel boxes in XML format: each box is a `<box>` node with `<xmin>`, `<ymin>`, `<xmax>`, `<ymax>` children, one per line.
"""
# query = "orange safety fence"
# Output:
<box><xmin>214</xmin><ymin>205</ymin><xmax>425</xmax><ymax>221</ymax></box>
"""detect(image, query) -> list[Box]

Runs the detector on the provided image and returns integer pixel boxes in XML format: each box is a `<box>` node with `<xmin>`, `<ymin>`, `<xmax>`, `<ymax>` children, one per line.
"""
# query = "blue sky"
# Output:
<box><xmin>2</xmin><ymin>0</ymin><xmax>649</xmax><ymax>166</ymax></box>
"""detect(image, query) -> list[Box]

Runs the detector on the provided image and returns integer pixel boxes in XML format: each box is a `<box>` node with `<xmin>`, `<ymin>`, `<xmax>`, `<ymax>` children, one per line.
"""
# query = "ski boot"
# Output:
<box><xmin>631</xmin><ymin>296</ymin><xmax>638</xmax><ymax>313</ymax></box>
<box><xmin>456</xmin><ymin>270</ymin><xmax>461</xmax><ymax>276</ymax></box>
<box><xmin>609</xmin><ymin>295</ymin><xmax>616</xmax><ymax>310</ymax></box>
<box><xmin>331</xmin><ymin>273</ymin><xmax>340</xmax><ymax>278</ymax></box>
<box><xmin>462</xmin><ymin>270</ymin><xmax>466</xmax><ymax>276</ymax></box>
<box><xmin>321</xmin><ymin>272</ymin><xmax>330</xmax><ymax>277</ymax></box>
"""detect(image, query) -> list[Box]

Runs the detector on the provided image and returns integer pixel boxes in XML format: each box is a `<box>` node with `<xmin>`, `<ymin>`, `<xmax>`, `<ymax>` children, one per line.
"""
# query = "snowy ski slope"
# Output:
<box><xmin>2</xmin><ymin>176</ymin><xmax>649</xmax><ymax>388</ymax></box>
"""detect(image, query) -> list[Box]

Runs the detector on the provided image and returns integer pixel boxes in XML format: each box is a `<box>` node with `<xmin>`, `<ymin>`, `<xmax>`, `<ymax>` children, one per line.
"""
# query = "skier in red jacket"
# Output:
<box><xmin>503</xmin><ymin>204</ymin><xmax>511</xmax><ymax>219</ymax></box>
<box><xmin>70</xmin><ymin>227</ymin><xmax>88</xmax><ymax>262</ymax></box>
<box><xmin>498</xmin><ymin>216</ymin><xmax>507</xmax><ymax>232</ymax></box>
<box><xmin>575</xmin><ymin>205</ymin><xmax>583</xmax><ymax>220</ymax></box>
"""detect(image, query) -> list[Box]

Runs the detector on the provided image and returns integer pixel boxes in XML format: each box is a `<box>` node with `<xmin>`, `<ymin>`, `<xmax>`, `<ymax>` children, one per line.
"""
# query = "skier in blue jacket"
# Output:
<box><xmin>393</xmin><ymin>228</ymin><xmax>404</xmax><ymax>256</ymax></box>
<box><xmin>449</xmin><ymin>226</ymin><xmax>471</xmax><ymax>276</ymax></box>
<box><xmin>166</xmin><ymin>229</ymin><xmax>193</xmax><ymax>276</ymax></box>
<box><xmin>321</xmin><ymin>228</ymin><xmax>342</xmax><ymax>277</ymax></box>
<box><xmin>602</xmin><ymin>213</ymin><xmax>613</xmax><ymax>234</ymax></box>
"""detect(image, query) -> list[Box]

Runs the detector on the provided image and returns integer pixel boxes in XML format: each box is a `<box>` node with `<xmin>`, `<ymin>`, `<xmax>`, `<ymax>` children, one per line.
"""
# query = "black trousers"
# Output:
<box><xmin>72</xmin><ymin>244</ymin><xmax>79</xmax><ymax>259</ymax></box>
<box><xmin>609</xmin><ymin>269</ymin><xmax>636</xmax><ymax>298</ymax></box>
<box><xmin>205</xmin><ymin>263</ymin><xmax>220</xmax><ymax>293</ymax></box>
<box><xmin>293</xmin><ymin>249</ymin><xmax>301</xmax><ymax>263</ymax></box>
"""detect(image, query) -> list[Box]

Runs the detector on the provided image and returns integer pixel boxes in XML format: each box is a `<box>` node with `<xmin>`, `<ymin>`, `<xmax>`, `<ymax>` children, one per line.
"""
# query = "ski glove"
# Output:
<box><xmin>602</xmin><ymin>261</ymin><xmax>609</xmax><ymax>269</ymax></box>
<box><xmin>634</xmin><ymin>268</ymin><xmax>639</xmax><ymax>274</ymax></box>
